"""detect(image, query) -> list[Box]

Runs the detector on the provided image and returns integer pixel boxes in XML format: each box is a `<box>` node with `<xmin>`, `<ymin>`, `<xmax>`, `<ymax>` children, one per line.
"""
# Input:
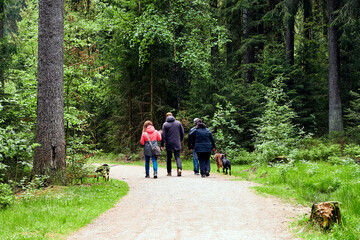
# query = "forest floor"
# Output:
<box><xmin>67</xmin><ymin>165</ymin><xmax>309</xmax><ymax>240</ymax></box>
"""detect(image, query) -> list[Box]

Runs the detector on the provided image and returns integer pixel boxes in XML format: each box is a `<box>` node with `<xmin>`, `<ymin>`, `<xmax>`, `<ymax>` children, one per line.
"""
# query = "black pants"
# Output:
<box><xmin>166</xmin><ymin>150</ymin><xmax>182</xmax><ymax>173</ymax></box>
<box><xmin>197</xmin><ymin>152</ymin><xmax>211</xmax><ymax>175</ymax></box>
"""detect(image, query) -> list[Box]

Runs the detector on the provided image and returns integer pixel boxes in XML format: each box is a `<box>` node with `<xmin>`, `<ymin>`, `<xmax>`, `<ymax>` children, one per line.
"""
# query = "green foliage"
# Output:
<box><xmin>0</xmin><ymin>183</ymin><xmax>13</xmax><ymax>209</ymax></box>
<box><xmin>238</xmin><ymin>161</ymin><xmax>360</xmax><ymax>238</ymax></box>
<box><xmin>253</xmin><ymin>77</ymin><xmax>306</xmax><ymax>162</ymax></box>
<box><xmin>17</xmin><ymin>175</ymin><xmax>49</xmax><ymax>200</ymax></box>
<box><xmin>206</xmin><ymin>101</ymin><xmax>243</xmax><ymax>157</ymax></box>
<box><xmin>344</xmin><ymin>90</ymin><xmax>360</xmax><ymax>141</ymax></box>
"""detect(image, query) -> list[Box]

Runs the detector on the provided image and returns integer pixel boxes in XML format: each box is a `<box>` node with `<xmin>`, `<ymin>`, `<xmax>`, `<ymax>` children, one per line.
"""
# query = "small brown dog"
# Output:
<box><xmin>214</xmin><ymin>153</ymin><xmax>224</xmax><ymax>173</ymax></box>
<box><xmin>214</xmin><ymin>153</ymin><xmax>231</xmax><ymax>175</ymax></box>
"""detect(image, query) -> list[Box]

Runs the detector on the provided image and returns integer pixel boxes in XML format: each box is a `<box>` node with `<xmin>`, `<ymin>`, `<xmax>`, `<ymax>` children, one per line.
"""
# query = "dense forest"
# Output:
<box><xmin>1</xmin><ymin>0</ymin><xmax>360</xmax><ymax>179</ymax></box>
<box><xmin>1</xmin><ymin>0</ymin><xmax>360</xmax><ymax>238</ymax></box>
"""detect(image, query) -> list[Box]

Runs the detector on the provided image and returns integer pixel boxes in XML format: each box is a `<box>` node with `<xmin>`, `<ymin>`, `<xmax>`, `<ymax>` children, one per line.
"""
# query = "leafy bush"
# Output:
<box><xmin>17</xmin><ymin>175</ymin><xmax>49</xmax><ymax>200</ymax></box>
<box><xmin>290</xmin><ymin>143</ymin><xmax>342</xmax><ymax>161</ymax></box>
<box><xmin>253</xmin><ymin>77</ymin><xmax>307</xmax><ymax>163</ymax></box>
<box><xmin>66</xmin><ymin>154</ymin><xmax>95</xmax><ymax>185</ymax></box>
<box><xmin>0</xmin><ymin>183</ymin><xmax>13</xmax><ymax>208</ymax></box>
<box><xmin>232</xmin><ymin>150</ymin><xmax>258</xmax><ymax>165</ymax></box>
<box><xmin>207</xmin><ymin>101</ymin><xmax>243</xmax><ymax>155</ymax></box>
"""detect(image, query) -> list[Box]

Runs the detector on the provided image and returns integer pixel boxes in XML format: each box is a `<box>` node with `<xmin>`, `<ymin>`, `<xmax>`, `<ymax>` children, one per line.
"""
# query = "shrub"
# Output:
<box><xmin>232</xmin><ymin>150</ymin><xmax>258</xmax><ymax>165</ymax></box>
<box><xmin>290</xmin><ymin>143</ymin><xmax>342</xmax><ymax>161</ymax></box>
<box><xmin>0</xmin><ymin>183</ymin><xmax>13</xmax><ymax>208</ymax></box>
<box><xmin>207</xmin><ymin>101</ymin><xmax>243</xmax><ymax>155</ymax></box>
<box><xmin>253</xmin><ymin>77</ymin><xmax>307</xmax><ymax>163</ymax></box>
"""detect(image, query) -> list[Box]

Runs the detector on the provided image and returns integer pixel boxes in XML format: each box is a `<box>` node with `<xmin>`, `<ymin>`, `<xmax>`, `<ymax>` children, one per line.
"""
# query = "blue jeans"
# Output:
<box><xmin>145</xmin><ymin>155</ymin><xmax>158</xmax><ymax>175</ymax></box>
<box><xmin>193</xmin><ymin>151</ymin><xmax>199</xmax><ymax>174</ymax></box>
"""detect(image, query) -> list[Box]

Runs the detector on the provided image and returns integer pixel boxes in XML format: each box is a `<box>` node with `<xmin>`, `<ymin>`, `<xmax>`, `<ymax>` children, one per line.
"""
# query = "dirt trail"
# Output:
<box><xmin>68</xmin><ymin>165</ymin><xmax>309</xmax><ymax>240</ymax></box>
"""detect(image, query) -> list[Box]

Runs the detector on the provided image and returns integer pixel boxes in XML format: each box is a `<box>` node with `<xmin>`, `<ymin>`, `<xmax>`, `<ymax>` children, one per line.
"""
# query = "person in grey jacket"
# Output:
<box><xmin>161</xmin><ymin>113</ymin><xmax>184</xmax><ymax>176</ymax></box>
<box><xmin>188</xmin><ymin>119</ymin><xmax>216</xmax><ymax>177</ymax></box>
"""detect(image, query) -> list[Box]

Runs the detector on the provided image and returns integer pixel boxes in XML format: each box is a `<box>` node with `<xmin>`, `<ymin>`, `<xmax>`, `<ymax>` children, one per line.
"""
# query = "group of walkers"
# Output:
<box><xmin>140</xmin><ymin>113</ymin><xmax>216</xmax><ymax>178</ymax></box>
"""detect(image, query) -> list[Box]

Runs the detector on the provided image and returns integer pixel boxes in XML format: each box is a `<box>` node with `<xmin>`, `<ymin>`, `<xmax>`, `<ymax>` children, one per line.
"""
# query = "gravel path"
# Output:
<box><xmin>68</xmin><ymin>165</ymin><xmax>309</xmax><ymax>240</ymax></box>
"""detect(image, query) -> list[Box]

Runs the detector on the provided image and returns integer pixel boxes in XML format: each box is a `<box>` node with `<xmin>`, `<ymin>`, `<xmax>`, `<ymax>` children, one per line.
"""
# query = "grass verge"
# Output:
<box><xmin>0</xmin><ymin>178</ymin><xmax>129</xmax><ymax>240</ymax></box>
<box><xmin>234</xmin><ymin>161</ymin><xmax>360</xmax><ymax>239</ymax></box>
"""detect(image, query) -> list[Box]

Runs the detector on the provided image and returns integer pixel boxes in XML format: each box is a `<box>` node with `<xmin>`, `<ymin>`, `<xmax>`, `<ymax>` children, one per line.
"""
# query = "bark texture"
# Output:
<box><xmin>0</xmin><ymin>2</ymin><xmax>3</xmax><ymax>39</ymax></box>
<box><xmin>34</xmin><ymin>0</ymin><xmax>66</xmax><ymax>179</ymax></box>
<box><xmin>310</xmin><ymin>202</ymin><xmax>341</xmax><ymax>230</ymax></box>
<box><xmin>285</xmin><ymin>0</ymin><xmax>298</xmax><ymax>66</ymax></box>
<box><xmin>328</xmin><ymin>0</ymin><xmax>343</xmax><ymax>132</ymax></box>
<box><xmin>243</xmin><ymin>7</ymin><xmax>255</xmax><ymax>83</ymax></box>
<box><xmin>0</xmin><ymin>1</ymin><xmax>4</xmax><ymax>88</ymax></box>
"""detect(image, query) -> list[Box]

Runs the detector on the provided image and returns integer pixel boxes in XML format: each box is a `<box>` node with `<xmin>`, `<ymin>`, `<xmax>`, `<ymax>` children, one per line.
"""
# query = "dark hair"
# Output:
<box><xmin>196</xmin><ymin>119</ymin><xmax>207</xmax><ymax>128</ymax></box>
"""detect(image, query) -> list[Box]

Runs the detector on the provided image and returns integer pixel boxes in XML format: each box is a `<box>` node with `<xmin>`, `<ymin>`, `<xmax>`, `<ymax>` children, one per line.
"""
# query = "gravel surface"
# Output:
<box><xmin>68</xmin><ymin>165</ymin><xmax>309</xmax><ymax>240</ymax></box>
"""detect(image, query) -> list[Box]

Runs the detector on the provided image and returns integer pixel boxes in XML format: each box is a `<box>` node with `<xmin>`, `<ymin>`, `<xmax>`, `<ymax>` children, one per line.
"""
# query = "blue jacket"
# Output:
<box><xmin>161</xmin><ymin>116</ymin><xmax>184</xmax><ymax>151</ymax></box>
<box><xmin>188</xmin><ymin>127</ymin><xmax>216</xmax><ymax>153</ymax></box>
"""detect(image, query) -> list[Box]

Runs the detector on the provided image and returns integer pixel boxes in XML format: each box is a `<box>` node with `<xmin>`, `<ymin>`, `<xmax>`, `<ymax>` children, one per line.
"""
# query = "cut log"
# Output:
<box><xmin>310</xmin><ymin>201</ymin><xmax>341</xmax><ymax>230</ymax></box>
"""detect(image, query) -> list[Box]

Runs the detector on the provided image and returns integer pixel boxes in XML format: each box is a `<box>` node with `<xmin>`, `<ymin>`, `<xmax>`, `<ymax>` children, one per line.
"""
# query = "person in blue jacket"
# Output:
<box><xmin>188</xmin><ymin>119</ymin><xmax>216</xmax><ymax>177</ymax></box>
<box><xmin>189</xmin><ymin>118</ymin><xmax>200</xmax><ymax>175</ymax></box>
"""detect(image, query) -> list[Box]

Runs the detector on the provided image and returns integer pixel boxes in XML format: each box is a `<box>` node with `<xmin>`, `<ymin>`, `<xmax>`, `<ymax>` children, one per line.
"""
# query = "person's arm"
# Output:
<box><xmin>209</xmin><ymin>131</ymin><xmax>216</xmax><ymax>150</ymax></box>
<box><xmin>157</xmin><ymin>130</ymin><xmax>162</xmax><ymax>141</ymax></box>
<box><xmin>180</xmin><ymin>124</ymin><xmax>184</xmax><ymax>141</ymax></box>
<box><xmin>188</xmin><ymin>131</ymin><xmax>194</xmax><ymax>150</ymax></box>
<box><xmin>161</xmin><ymin>124</ymin><xmax>166</xmax><ymax>147</ymax></box>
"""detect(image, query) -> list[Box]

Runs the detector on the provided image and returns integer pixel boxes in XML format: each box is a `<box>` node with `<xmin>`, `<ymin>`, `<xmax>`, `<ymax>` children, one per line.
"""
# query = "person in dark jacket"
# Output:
<box><xmin>189</xmin><ymin>118</ymin><xmax>200</xmax><ymax>175</ymax></box>
<box><xmin>188</xmin><ymin>119</ymin><xmax>216</xmax><ymax>177</ymax></box>
<box><xmin>161</xmin><ymin>112</ymin><xmax>184</xmax><ymax>176</ymax></box>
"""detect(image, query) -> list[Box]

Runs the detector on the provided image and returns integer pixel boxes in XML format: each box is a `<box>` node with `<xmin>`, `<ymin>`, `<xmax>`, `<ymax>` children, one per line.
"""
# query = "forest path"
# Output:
<box><xmin>68</xmin><ymin>165</ymin><xmax>308</xmax><ymax>240</ymax></box>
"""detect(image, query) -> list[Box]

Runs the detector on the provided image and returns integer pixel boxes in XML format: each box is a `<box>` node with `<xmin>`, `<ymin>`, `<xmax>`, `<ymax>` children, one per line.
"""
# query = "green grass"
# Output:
<box><xmin>234</xmin><ymin>161</ymin><xmax>360</xmax><ymax>239</ymax></box>
<box><xmin>0</xmin><ymin>179</ymin><xmax>129</xmax><ymax>240</ymax></box>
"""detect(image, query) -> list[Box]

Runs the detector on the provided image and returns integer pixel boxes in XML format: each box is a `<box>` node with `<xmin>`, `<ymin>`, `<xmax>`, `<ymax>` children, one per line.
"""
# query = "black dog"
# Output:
<box><xmin>221</xmin><ymin>154</ymin><xmax>231</xmax><ymax>175</ymax></box>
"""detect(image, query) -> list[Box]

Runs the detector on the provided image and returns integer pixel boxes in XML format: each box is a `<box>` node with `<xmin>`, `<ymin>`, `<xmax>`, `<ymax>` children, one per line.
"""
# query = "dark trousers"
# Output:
<box><xmin>166</xmin><ymin>150</ymin><xmax>182</xmax><ymax>173</ymax></box>
<box><xmin>197</xmin><ymin>152</ymin><xmax>211</xmax><ymax>175</ymax></box>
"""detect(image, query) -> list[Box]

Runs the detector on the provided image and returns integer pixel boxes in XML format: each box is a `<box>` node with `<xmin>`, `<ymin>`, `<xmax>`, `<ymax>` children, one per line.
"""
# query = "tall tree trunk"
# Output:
<box><xmin>243</xmin><ymin>6</ymin><xmax>255</xmax><ymax>83</ymax></box>
<box><xmin>226</xmin><ymin>41</ymin><xmax>232</xmax><ymax>66</ymax></box>
<box><xmin>303</xmin><ymin>0</ymin><xmax>312</xmax><ymax>40</ymax></box>
<box><xmin>210</xmin><ymin>0</ymin><xmax>218</xmax><ymax>57</ymax></box>
<box><xmin>150</xmin><ymin>47</ymin><xmax>154</xmax><ymax>122</ymax></box>
<box><xmin>129</xmin><ymin>69</ymin><xmax>134</xmax><ymax>151</ymax></box>
<box><xmin>328</xmin><ymin>0</ymin><xmax>343</xmax><ymax>132</ymax></box>
<box><xmin>34</xmin><ymin>0</ymin><xmax>66</xmax><ymax>181</ymax></box>
<box><xmin>170</xmin><ymin>0</ymin><xmax>181</xmax><ymax>111</ymax></box>
<box><xmin>285</xmin><ymin>0</ymin><xmax>297</xmax><ymax>66</ymax></box>
<box><xmin>0</xmin><ymin>0</ymin><xmax>4</xmax><ymax>89</ymax></box>
<box><xmin>303</xmin><ymin>0</ymin><xmax>312</xmax><ymax>73</ymax></box>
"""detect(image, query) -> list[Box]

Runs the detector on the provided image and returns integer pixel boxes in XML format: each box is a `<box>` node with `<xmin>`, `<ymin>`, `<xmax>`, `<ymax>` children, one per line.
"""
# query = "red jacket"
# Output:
<box><xmin>140</xmin><ymin>125</ymin><xmax>162</xmax><ymax>145</ymax></box>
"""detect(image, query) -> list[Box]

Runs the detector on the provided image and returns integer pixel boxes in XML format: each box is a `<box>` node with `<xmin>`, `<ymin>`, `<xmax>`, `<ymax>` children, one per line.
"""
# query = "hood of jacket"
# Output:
<box><xmin>146</xmin><ymin>125</ymin><xmax>156</xmax><ymax>134</ymax></box>
<box><xmin>166</xmin><ymin>116</ymin><xmax>176</xmax><ymax>122</ymax></box>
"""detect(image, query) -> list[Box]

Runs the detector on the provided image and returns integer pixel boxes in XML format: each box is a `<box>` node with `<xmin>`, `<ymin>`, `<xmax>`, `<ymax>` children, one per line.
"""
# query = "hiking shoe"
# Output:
<box><xmin>201</xmin><ymin>175</ymin><xmax>206</xmax><ymax>178</ymax></box>
<box><xmin>167</xmin><ymin>172</ymin><xmax>172</xmax><ymax>176</ymax></box>
<box><xmin>154</xmin><ymin>171</ymin><xmax>157</xmax><ymax>179</ymax></box>
<box><xmin>205</xmin><ymin>171</ymin><xmax>210</xmax><ymax>177</ymax></box>
<box><xmin>177</xmin><ymin>169</ymin><xmax>182</xmax><ymax>177</ymax></box>
<box><xmin>145</xmin><ymin>174</ymin><xmax>150</xmax><ymax>178</ymax></box>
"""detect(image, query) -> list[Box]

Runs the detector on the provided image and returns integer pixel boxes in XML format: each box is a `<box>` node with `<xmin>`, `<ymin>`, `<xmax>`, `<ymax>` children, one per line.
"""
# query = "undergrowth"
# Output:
<box><xmin>236</xmin><ymin>161</ymin><xmax>360</xmax><ymax>239</ymax></box>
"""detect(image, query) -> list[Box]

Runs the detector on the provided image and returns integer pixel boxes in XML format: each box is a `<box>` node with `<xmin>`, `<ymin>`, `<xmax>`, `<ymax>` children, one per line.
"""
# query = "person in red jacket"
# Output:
<box><xmin>140</xmin><ymin>120</ymin><xmax>162</xmax><ymax>178</ymax></box>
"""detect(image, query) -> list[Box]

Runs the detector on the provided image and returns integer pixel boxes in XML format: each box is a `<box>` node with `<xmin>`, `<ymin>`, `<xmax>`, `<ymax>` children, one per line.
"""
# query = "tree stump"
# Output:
<box><xmin>310</xmin><ymin>201</ymin><xmax>341</xmax><ymax>230</ymax></box>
